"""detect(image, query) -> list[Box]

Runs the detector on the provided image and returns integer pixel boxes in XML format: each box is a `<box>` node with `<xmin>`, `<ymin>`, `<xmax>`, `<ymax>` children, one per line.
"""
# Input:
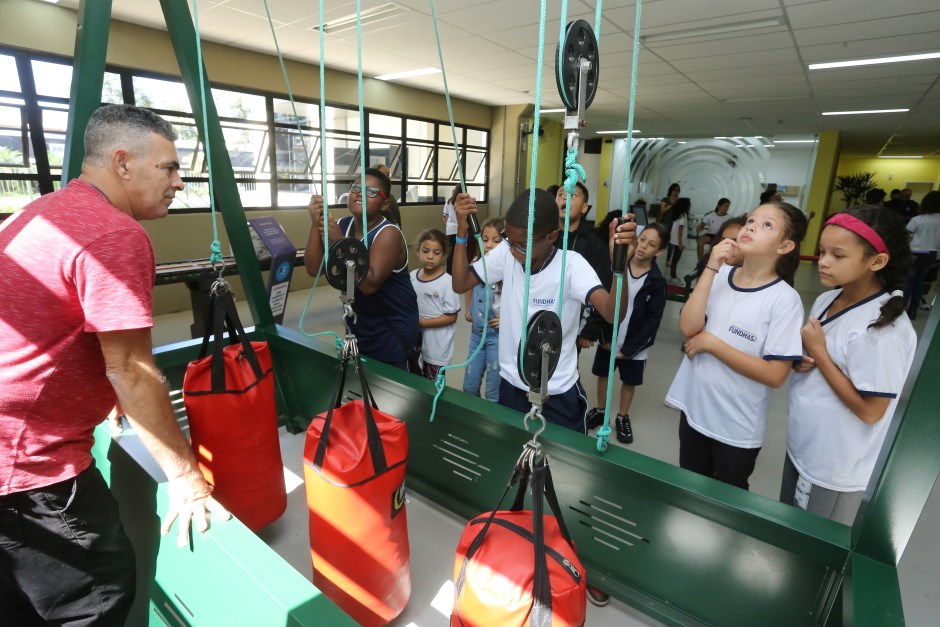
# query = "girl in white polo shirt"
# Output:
<box><xmin>783</xmin><ymin>207</ymin><xmax>916</xmax><ymax>524</ymax></box>
<box><xmin>666</xmin><ymin>202</ymin><xmax>808</xmax><ymax>490</ymax></box>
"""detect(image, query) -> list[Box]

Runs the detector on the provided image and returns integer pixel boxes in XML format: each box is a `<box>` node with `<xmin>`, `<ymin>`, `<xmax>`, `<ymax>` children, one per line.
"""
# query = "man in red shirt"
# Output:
<box><xmin>0</xmin><ymin>104</ymin><xmax>229</xmax><ymax>625</ymax></box>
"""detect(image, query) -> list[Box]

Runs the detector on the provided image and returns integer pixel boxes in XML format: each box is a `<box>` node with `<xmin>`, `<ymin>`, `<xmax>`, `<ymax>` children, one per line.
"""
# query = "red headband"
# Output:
<box><xmin>825</xmin><ymin>213</ymin><xmax>888</xmax><ymax>254</ymax></box>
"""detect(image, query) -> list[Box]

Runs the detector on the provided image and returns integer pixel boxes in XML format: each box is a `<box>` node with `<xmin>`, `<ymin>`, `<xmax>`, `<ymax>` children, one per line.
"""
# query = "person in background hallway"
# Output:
<box><xmin>442</xmin><ymin>184</ymin><xmax>461</xmax><ymax>273</ymax></box>
<box><xmin>696</xmin><ymin>198</ymin><xmax>731</xmax><ymax>260</ymax></box>
<box><xmin>0</xmin><ymin>104</ymin><xmax>229</xmax><ymax>626</ymax></box>
<box><xmin>664</xmin><ymin>197</ymin><xmax>691</xmax><ymax>284</ymax></box>
<box><xmin>904</xmin><ymin>191</ymin><xmax>940</xmax><ymax>320</ymax></box>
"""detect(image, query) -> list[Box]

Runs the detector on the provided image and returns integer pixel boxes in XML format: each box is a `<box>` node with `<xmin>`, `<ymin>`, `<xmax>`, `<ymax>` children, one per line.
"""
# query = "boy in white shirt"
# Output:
<box><xmin>451</xmin><ymin>189</ymin><xmax>635</xmax><ymax>433</ymax></box>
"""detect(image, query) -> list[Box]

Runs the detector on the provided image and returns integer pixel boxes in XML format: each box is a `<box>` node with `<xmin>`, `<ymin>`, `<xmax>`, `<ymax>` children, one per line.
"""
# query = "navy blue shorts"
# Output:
<box><xmin>498</xmin><ymin>378</ymin><xmax>588</xmax><ymax>434</ymax></box>
<box><xmin>591</xmin><ymin>346</ymin><xmax>645</xmax><ymax>386</ymax></box>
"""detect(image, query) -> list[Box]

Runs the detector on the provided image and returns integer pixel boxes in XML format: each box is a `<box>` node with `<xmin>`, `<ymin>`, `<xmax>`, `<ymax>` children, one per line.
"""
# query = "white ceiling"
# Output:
<box><xmin>60</xmin><ymin>0</ymin><xmax>940</xmax><ymax>156</ymax></box>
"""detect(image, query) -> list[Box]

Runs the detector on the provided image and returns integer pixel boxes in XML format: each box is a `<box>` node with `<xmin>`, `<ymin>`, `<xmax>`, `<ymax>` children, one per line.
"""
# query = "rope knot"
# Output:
<box><xmin>209</xmin><ymin>240</ymin><xmax>223</xmax><ymax>265</ymax></box>
<box><xmin>564</xmin><ymin>147</ymin><xmax>586</xmax><ymax>194</ymax></box>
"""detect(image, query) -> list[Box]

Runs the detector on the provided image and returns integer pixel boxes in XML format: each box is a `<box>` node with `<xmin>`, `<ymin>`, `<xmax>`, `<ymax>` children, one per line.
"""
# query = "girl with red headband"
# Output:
<box><xmin>666</xmin><ymin>201</ymin><xmax>808</xmax><ymax>491</ymax></box>
<box><xmin>782</xmin><ymin>206</ymin><xmax>916</xmax><ymax>523</ymax></box>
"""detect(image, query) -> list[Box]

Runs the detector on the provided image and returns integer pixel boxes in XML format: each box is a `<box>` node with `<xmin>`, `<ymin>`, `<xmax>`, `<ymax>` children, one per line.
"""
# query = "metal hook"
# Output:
<box><xmin>523</xmin><ymin>405</ymin><xmax>547</xmax><ymax>443</ymax></box>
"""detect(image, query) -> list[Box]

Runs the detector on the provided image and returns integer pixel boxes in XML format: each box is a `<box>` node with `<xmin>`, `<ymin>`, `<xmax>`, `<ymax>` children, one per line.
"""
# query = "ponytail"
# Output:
<box><xmin>836</xmin><ymin>207</ymin><xmax>914</xmax><ymax>329</ymax></box>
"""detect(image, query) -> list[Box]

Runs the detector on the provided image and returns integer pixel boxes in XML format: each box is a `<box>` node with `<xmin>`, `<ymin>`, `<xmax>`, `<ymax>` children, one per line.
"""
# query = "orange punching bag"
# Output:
<box><xmin>304</xmin><ymin>349</ymin><xmax>411</xmax><ymax>626</ymax></box>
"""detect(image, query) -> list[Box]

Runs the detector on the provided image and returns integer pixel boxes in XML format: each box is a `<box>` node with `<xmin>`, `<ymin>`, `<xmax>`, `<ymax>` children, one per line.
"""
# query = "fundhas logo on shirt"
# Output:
<box><xmin>532</xmin><ymin>297</ymin><xmax>556</xmax><ymax>307</ymax></box>
<box><xmin>728</xmin><ymin>325</ymin><xmax>757</xmax><ymax>342</ymax></box>
<box><xmin>423</xmin><ymin>290</ymin><xmax>441</xmax><ymax>303</ymax></box>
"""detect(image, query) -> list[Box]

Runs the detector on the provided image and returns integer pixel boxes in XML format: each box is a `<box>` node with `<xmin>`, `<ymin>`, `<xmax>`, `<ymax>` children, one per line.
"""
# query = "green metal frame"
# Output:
<box><xmin>70</xmin><ymin>1</ymin><xmax>939</xmax><ymax>624</ymax></box>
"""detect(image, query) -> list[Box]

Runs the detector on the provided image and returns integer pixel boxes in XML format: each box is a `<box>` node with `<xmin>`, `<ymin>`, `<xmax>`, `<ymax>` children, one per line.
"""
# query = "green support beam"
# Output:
<box><xmin>157</xmin><ymin>0</ymin><xmax>301</xmax><ymax>420</ymax></box>
<box><xmin>61</xmin><ymin>0</ymin><xmax>112</xmax><ymax>184</ymax></box>
<box><xmin>853</xmin><ymin>305</ymin><xmax>940</xmax><ymax>565</ymax></box>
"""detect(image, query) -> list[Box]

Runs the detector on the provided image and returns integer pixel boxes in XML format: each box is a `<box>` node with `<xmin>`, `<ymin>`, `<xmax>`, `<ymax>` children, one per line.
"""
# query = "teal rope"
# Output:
<box><xmin>297</xmin><ymin>262</ymin><xmax>344</xmax><ymax>356</ymax></box>
<box><xmin>599</xmin><ymin>0</ymin><xmax>643</xmax><ymax>453</ymax></box>
<box><xmin>425</xmin><ymin>0</ymin><xmax>487</xmax><ymax>420</ymax></box>
<box><xmin>261</xmin><ymin>0</ymin><xmax>311</xmax><ymax>180</ymax></box>
<box><xmin>594</xmin><ymin>0</ymin><xmax>604</xmax><ymax>40</ymax></box>
<box><xmin>191</xmin><ymin>0</ymin><xmax>221</xmax><ymax>265</ymax></box>
<box><xmin>557</xmin><ymin>147</ymin><xmax>587</xmax><ymax>318</ymax></box>
<box><xmin>294</xmin><ymin>0</ymin><xmax>333</xmax><ymax>339</ymax></box>
<box><xmin>428</xmin><ymin>0</ymin><xmax>466</xmax><ymax>192</ymax></box>
<box><xmin>518</xmin><ymin>0</ymin><xmax>549</xmax><ymax>371</ymax></box>
<box><xmin>318</xmin><ymin>0</ymin><xmax>329</xmax><ymax>253</ymax></box>
<box><xmin>355</xmin><ymin>0</ymin><xmax>368</xmax><ymax>246</ymax></box>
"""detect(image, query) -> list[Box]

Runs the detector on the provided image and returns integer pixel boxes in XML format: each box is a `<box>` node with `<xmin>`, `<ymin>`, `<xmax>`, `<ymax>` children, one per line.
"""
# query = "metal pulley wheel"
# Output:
<box><xmin>325</xmin><ymin>237</ymin><xmax>369</xmax><ymax>292</ymax></box>
<box><xmin>555</xmin><ymin>19</ymin><xmax>599</xmax><ymax>112</ymax></box>
<box><xmin>518</xmin><ymin>310</ymin><xmax>563</xmax><ymax>390</ymax></box>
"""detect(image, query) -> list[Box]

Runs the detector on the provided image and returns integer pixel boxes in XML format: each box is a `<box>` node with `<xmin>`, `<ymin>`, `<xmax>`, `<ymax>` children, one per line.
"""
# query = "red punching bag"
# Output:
<box><xmin>452</xmin><ymin>446</ymin><xmax>587</xmax><ymax>627</ymax></box>
<box><xmin>304</xmin><ymin>347</ymin><xmax>411</xmax><ymax>627</ymax></box>
<box><xmin>182</xmin><ymin>282</ymin><xmax>286</xmax><ymax>532</ymax></box>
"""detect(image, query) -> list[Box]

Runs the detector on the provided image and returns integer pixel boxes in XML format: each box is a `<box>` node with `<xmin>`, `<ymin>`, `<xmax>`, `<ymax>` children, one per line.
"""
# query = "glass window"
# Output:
<box><xmin>133</xmin><ymin>76</ymin><xmax>192</xmax><ymax>113</ymax></box>
<box><xmin>466</xmin><ymin>128</ymin><xmax>487</xmax><ymax>147</ymax></box>
<box><xmin>0</xmin><ymin>106</ymin><xmax>26</xmax><ymax>167</ymax></box>
<box><xmin>403</xmin><ymin>183</ymin><xmax>434</xmax><ymax>204</ymax></box>
<box><xmin>406</xmin><ymin>143</ymin><xmax>434</xmax><ymax>180</ymax></box>
<box><xmin>0</xmin><ymin>55</ymin><xmax>21</xmax><ymax>92</ymax></box>
<box><xmin>324</xmin><ymin>106</ymin><xmax>360</xmax><ymax>132</ymax></box>
<box><xmin>407</xmin><ymin>119</ymin><xmax>434</xmax><ymax>141</ymax></box>
<box><xmin>221</xmin><ymin>121</ymin><xmax>268</xmax><ymax>173</ymax></box>
<box><xmin>369</xmin><ymin>113</ymin><xmax>401</xmax><ymax>137</ymax></box>
<box><xmin>437</xmin><ymin>146</ymin><xmax>459</xmax><ymax>181</ymax></box>
<box><xmin>324</xmin><ymin>134</ymin><xmax>361</xmax><ymax>176</ymax></box>
<box><xmin>465</xmin><ymin>150</ymin><xmax>487</xmax><ymax>184</ymax></box>
<box><xmin>273</xmin><ymin>98</ymin><xmax>318</xmax><ymax>127</ymax></box>
<box><xmin>367</xmin><ymin>141</ymin><xmax>401</xmax><ymax>177</ymax></box>
<box><xmin>275</xmin><ymin>129</ymin><xmax>319</xmax><ymax>175</ymax></box>
<box><xmin>101</xmin><ymin>72</ymin><xmax>124</xmax><ymax>104</ymax></box>
<box><xmin>213</xmin><ymin>89</ymin><xmax>266</xmax><ymax>121</ymax></box>
<box><xmin>437</xmin><ymin>123</ymin><xmax>463</xmax><ymax>147</ymax></box>
<box><xmin>31</xmin><ymin>60</ymin><xmax>72</xmax><ymax>98</ymax></box>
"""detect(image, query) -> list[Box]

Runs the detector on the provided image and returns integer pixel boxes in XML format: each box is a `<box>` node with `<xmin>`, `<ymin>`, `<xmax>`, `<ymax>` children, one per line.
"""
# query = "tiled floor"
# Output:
<box><xmin>154</xmin><ymin>255</ymin><xmax>939</xmax><ymax>625</ymax></box>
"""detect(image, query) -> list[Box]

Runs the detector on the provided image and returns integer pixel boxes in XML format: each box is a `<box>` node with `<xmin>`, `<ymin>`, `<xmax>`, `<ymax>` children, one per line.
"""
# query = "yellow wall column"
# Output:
<box><xmin>524</xmin><ymin>120</ymin><xmax>564</xmax><ymax>190</ymax></box>
<box><xmin>801</xmin><ymin>130</ymin><xmax>840</xmax><ymax>256</ymax></box>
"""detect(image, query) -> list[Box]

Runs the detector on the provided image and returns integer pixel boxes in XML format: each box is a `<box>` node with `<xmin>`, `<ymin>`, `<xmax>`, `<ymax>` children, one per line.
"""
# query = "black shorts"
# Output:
<box><xmin>591</xmin><ymin>346</ymin><xmax>645</xmax><ymax>386</ymax></box>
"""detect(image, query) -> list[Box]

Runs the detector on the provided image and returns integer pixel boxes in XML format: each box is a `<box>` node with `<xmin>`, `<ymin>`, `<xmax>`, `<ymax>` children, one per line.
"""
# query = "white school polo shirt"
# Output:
<box><xmin>665</xmin><ymin>265</ymin><xmax>804</xmax><ymax>448</ymax></box>
<box><xmin>907</xmin><ymin>213</ymin><xmax>940</xmax><ymax>253</ymax></box>
<box><xmin>411</xmin><ymin>270</ymin><xmax>460</xmax><ymax>366</ymax></box>
<box><xmin>787</xmin><ymin>290</ymin><xmax>916</xmax><ymax>491</ymax></box>
<box><xmin>471</xmin><ymin>243</ymin><xmax>602</xmax><ymax>395</ymax></box>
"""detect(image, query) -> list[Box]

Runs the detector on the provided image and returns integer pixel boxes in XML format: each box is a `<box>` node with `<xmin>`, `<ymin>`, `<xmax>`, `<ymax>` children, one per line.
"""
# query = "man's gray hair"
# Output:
<box><xmin>83</xmin><ymin>104</ymin><xmax>177</xmax><ymax>167</ymax></box>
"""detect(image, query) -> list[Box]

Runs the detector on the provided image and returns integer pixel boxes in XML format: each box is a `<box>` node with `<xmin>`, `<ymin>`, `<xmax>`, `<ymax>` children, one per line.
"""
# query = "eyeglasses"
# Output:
<box><xmin>349</xmin><ymin>183</ymin><xmax>388</xmax><ymax>200</ymax></box>
<box><xmin>500</xmin><ymin>229</ymin><xmax>554</xmax><ymax>255</ymax></box>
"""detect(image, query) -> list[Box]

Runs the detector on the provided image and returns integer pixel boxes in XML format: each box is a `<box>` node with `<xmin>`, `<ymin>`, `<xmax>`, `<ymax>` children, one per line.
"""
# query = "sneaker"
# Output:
<box><xmin>586</xmin><ymin>407</ymin><xmax>604</xmax><ymax>430</ymax></box>
<box><xmin>920</xmin><ymin>297</ymin><xmax>932</xmax><ymax>311</ymax></box>
<box><xmin>615</xmin><ymin>414</ymin><xmax>633</xmax><ymax>444</ymax></box>
<box><xmin>668</xmin><ymin>277</ymin><xmax>684</xmax><ymax>286</ymax></box>
<box><xmin>587</xmin><ymin>585</ymin><xmax>610</xmax><ymax>607</ymax></box>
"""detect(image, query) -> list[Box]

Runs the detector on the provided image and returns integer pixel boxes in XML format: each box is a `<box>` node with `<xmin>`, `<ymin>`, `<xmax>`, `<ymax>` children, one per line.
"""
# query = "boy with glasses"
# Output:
<box><xmin>451</xmin><ymin>188</ymin><xmax>636</xmax><ymax>434</ymax></box>
<box><xmin>304</xmin><ymin>168</ymin><xmax>420</xmax><ymax>371</ymax></box>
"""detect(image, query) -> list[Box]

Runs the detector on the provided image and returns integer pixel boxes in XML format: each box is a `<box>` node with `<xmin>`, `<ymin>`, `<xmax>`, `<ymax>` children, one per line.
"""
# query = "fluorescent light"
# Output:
<box><xmin>539</xmin><ymin>109</ymin><xmax>567</xmax><ymax>114</ymax></box>
<box><xmin>641</xmin><ymin>17</ymin><xmax>786</xmax><ymax>44</ymax></box>
<box><xmin>596</xmin><ymin>130</ymin><xmax>641</xmax><ymax>135</ymax></box>
<box><xmin>879</xmin><ymin>155</ymin><xmax>923</xmax><ymax>159</ymax></box>
<box><xmin>809</xmin><ymin>52</ymin><xmax>940</xmax><ymax>70</ymax></box>
<box><xmin>375</xmin><ymin>67</ymin><xmax>441</xmax><ymax>81</ymax></box>
<box><xmin>677</xmin><ymin>141</ymin><xmax>687</xmax><ymax>144</ymax></box>
<box><xmin>311</xmin><ymin>3</ymin><xmax>406</xmax><ymax>34</ymax></box>
<box><xmin>772</xmin><ymin>139</ymin><xmax>817</xmax><ymax>144</ymax></box>
<box><xmin>714</xmin><ymin>136</ymin><xmax>727</xmax><ymax>139</ymax></box>
<box><xmin>822</xmin><ymin>109</ymin><xmax>908</xmax><ymax>116</ymax></box>
<box><xmin>37</xmin><ymin>0</ymin><xmax>61</xmax><ymax>3</ymax></box>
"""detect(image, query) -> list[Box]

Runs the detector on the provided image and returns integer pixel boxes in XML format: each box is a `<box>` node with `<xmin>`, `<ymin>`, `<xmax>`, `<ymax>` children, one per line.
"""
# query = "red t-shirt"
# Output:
<box><xmin>0</xmin><ymin>179</ymin><xmax>155</xmax><ymax>494</ymax></box>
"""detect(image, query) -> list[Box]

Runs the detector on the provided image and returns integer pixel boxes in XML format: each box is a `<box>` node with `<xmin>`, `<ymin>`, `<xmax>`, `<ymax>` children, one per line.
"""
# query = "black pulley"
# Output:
<box><xmin>555</xmin><ymin>19</ymin><xmax>599</xmax><ymax>112</ymax></box>
<box><xmin>325</xmin><ymin>237</ymin><xmax>369</xmax><ymax>292</ymax></box>
<box><xmin>518</xmin><ymin>310</ymin><xmax>563</xmax><ymax>390</ymax></box>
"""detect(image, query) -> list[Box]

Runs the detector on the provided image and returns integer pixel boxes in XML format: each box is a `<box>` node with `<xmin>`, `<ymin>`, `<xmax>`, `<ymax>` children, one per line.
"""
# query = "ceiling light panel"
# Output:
<box><xmin>309</xmin><ymin>3</ymin><xmax>407</xmax><ymax>34</ymax></box>
<box><xmin>809</xmin><ymin>51</ymin><xmax>940</xmax><ymax>71</ymax></box>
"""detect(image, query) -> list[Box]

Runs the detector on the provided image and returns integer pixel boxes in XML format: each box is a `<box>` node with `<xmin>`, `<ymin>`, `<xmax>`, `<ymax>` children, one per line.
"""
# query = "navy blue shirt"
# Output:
<box><xmin>339</xmin><ymin>216</ymin><xmax>420</xmax><ymax>365</ymax></box>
